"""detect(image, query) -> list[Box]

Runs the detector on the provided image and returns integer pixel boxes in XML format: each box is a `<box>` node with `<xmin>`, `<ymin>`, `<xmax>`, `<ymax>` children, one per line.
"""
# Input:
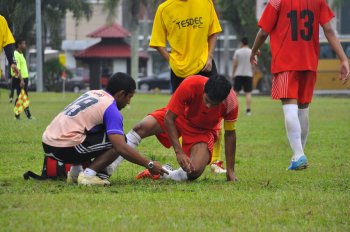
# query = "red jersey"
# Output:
<box><xmin>167</xmin><ymin>76</ymin><xmax>238</xmax><ymax>131</ymax></box>
<box><xmin>258</xmin><ymin>0</ymin><xmax>334</xmax><ymax>74</ymax></box>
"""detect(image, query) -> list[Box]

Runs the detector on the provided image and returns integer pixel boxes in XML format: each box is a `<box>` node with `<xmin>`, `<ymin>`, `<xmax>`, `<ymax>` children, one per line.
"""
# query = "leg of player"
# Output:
<box><xmin>162</xmin><ymin>142</ymin><xmax>210</xmax><ymax>181</ymax></box>
<box><xmin>282</xmin><ymin>99</ymin><xmax>307</xmax><ymax>170</ymax></box>
<box><xmin>298</xmin><ymin>103</ymin><xmax>310</xmax><ymax>149</ymax></box>
<box><xmin>107</xmin><ymin>115</ymin><xmax>163</xmax><ymax>174</ymax></box>
<box><xmin>78</xmin><ymin>148</ymin><xmax>118</xmax><ymax>186</ymax></box>
<box><xmin>246</xmin><ymin>92</ymin><xmax>252</xmax><ymax>116</ymax></box>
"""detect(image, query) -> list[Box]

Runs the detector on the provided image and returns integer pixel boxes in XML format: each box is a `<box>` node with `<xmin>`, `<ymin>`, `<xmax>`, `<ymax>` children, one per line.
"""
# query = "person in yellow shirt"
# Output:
<box><xmin>12</xmin><ymin>38</ymin><xmax>32</xmax><ymax>120</ymax></box>
<box><xmin>149</xmin><ymin>0</ymin><xmax>227</xmax><ymax>173</ymax></box>
<box><xmin>0</xmin><ymin>15</ymin><xmax>19</xmax><ymax>84</ymax></box>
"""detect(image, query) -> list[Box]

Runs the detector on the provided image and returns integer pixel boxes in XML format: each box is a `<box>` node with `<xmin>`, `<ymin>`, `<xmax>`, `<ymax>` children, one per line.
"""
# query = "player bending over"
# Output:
<box><xmin>42</xmin><ymin>73</ymin><xmax>168</xmax><ymax>186</ymax></box>
<box><xmin>109</xmin><ymin>75</ymin><xmax>239</xmax><ymax>182</ymax></box>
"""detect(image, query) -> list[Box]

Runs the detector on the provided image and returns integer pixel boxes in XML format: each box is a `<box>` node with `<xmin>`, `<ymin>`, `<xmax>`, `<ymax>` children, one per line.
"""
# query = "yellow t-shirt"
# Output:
<box><xmin>0</xmin><ymin>15</ymin><xmax>15</xmax><ymax>51</ymax></box>
<box><xmin>11</xmin><ymin>50</ymin><xmax>29</xmax><ymax>78</ymax></box>
<box><xmin>150</xmin><ymin>0</ymin><xmax>222</xmax><ymax>78</ymax></box>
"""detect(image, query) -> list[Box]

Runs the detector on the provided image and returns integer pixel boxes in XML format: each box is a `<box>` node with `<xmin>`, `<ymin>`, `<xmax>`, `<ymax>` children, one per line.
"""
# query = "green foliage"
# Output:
<box><xmin>0</xmin><ymin>0</ymin><xmax>92</xmax><ymax>49</ymax></box>
<box><xmin>217</xmin><ymin>0</ymin><xmax>271</xmax><ymax>75</ymax></box>
<box><xmin>43</xmin><ymin>58</ymin><xmax>72</xmax><ymax>91</ymax></box>
<box><xmin>0</xmin><ymin>90</ymin><xmax>349</xmax><ymax>231</ymax></box>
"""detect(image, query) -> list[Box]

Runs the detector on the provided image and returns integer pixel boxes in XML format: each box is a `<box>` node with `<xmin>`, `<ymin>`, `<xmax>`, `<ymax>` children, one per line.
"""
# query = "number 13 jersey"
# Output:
<box><xmin>43</xmin><ymin>90</ymin><xmax>124</xmax><ymax>147</ymax></box>
<box><xmin>258</xmin><ymin>0</ymin><xmax>334</xmax><ymax>74</ymax></box>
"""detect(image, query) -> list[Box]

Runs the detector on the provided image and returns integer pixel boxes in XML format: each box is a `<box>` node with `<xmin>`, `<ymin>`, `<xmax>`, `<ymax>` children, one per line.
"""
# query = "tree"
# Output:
<box><xmin>0</xmin><ymin>0</ymin><xmax>92</xmax><ymax>49</ymax></box>
<box><xmin>218</xmin><ymin>0</ymin><xmax>271</xmax><ymax>76</ymax></box>
<box><xmin>103</xmin><ymin>0</ymin><xmax>162</xmax><ymax>83</ymax></box>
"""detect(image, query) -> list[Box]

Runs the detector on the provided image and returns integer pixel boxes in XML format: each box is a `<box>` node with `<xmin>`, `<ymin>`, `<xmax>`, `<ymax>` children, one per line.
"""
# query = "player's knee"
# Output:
<box><xmin>187</xmin><ymin>169</ymin><xmax>204</xmax><ymax>181</ymax></box>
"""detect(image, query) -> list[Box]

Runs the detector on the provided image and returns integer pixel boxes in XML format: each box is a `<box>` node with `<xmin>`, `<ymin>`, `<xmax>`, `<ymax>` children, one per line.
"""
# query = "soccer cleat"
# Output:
<box><xmin>210</xmin><ymin>160</ymin><xmax>227</xmax><ymax>174</ymax></box>
<box><xmin>135</xmin><ymin>169</ymin><xmax>160</xmax><ymax>180</ymax></box>
<box><xmin>66</xmin><ymin>171</ymin><xmax>79</xmax><ymax>184</ymax></box>
<box><xmin>287</xmin><ymin>155</ymin><xmax>308</xmax><ymax>170</ymax></box>
<box><xmin>77</xmin><ymin>172</ymin><xmax>110</xmax><ymax>186</ymax></box>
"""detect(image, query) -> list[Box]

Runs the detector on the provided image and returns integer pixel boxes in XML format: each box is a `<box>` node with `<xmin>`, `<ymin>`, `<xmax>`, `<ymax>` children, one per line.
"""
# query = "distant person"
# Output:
<box><xmin>42</xmin><ymin>73</ymin><xmax>168</xmax><ymax>186</ymax></box>
<box><xmin>11</xmin><ymin>39</ymin><xmax>33</xmax><ymax>119</ymax></box>
<box><xmin>109</xmin><ymin>75</ymin><xmax>239</xmax><ymax>182</ymax></box>
<box><xmin>0</xmin><ymin>15</ymin><xmax>19</xmax><ymax>87</ymax></box>
<box><xmin>149</xmin><ymin>0</ymin><xmax>226</xmax><ymax>173</ymax></box>
<box><xmin>232</xmin><ymin>37</ymin><xmax>254</xmax><ymax>116</ymax></box>
<box><xmin>250</xmin><ymin>0</ymin><xmax>350</xmax><ymax>170</ymax></box>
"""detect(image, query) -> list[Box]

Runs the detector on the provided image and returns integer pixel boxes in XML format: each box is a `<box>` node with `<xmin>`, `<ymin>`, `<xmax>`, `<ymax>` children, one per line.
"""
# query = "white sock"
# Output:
<box><xmin>126</xmin><ymin>129</ymin><xmax>142</xmax><ymax>148</ymax></box>
<box><xmin>283</xmin><ymin>104</ymin><xmax>304</xmax><ymax>161</ymax></box>
<box><xmin>70</xmin><ymin>165</ymin><xmax>83</xmax><ymax>176</ymax></box>
<box><xmin>84</xmin><ymin>168</ymin><xmax>97</xmax><ymax>177</ymax></box>
<box><xmin>107</xmin><ymin>130</ymin><xmax>142</xmax><ymax>175</ymax></box>
<box><xmin>298</xmin><ymin>107</ymin><xmax>309</xmax><ymax>149</ymax></box>
<box><xmin>161</xmin><ymin>168</ymin><xmax>188</xmax><ymax>181</ymax></box>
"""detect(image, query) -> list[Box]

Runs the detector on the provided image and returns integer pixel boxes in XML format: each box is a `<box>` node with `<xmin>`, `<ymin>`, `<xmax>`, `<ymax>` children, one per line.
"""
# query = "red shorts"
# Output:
<box><xmin>272</xmin><ymin>71</ymin><xmax>316</xmax><ymax>104</ymax></box>
<box><xmin>150</xmin><ymin>108</ymin><xmax>218</xmax><ymax>162</ymax></box>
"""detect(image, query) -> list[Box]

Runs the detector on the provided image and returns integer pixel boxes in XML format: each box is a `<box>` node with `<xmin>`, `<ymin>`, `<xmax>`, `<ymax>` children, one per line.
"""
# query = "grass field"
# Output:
<box><xmin>0</xmin><ymin>89</ymin><xmax>349</xmax><ymax>231</ymax></box>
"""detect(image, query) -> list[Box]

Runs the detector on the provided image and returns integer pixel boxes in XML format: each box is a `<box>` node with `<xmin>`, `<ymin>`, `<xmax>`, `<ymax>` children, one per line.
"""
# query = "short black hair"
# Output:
<box><xmin>15</xmin><ymin>38</ymin><xmax>25</xmax><ymax>48</ymax></box>
<box><xmin>106</xmin><ymin>72</ymin><xmax>136</xmax><ymax>96</ymax></box>
<box><xmin>241</xmin><ymin>37</ymin><xmax>249</xmax><ymax>45</ymax></box>
<box><xmin>204</xmin><ymin>75</ymin><xmax>232</xmax><ymax>102</ymax></box>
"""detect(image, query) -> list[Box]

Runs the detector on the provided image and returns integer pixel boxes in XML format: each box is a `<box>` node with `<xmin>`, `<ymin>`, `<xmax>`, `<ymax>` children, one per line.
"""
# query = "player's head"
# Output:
<box><xmin>15</xmin><ymin>38</ymin><xmax>26</xmax><ymax>50</ymax></box>
<box><xmin>241</xmin><ymin>37</ymin><xmax>249</xmax><ymax>46</ymax></box>
<box><xmin>106</xmin><ymin>72</ymin><xmax>136</xmax><ymax>110</ymax></box>
<box><xmin>203</xmin><ymin>75</ymin><xmax>232</xmax><ymax>108</ymax></box>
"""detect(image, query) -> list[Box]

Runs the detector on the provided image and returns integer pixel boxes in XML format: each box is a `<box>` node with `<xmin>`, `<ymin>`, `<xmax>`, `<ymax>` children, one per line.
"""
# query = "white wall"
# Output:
<box><xmin>113</xmin><ymin>59</ymin><xmax>127</xmax><ymax>73</ymax></box>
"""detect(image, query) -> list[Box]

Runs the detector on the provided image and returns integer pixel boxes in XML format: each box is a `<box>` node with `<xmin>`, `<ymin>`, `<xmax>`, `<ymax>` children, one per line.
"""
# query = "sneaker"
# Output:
<box><xmin>9</xmin><ymin>98</ymin><xmax>13</xmax><ymax>103</ymax></box>
<box><xmin>246</xmin><ymin>109</ymin><xmax>252</xmax><ymax>116</ymax></box>
<box><xmin>66</xmin><ymin>171</ymin><xmax>79</xmax><ymax>184</ymax></box>
<box><xmin>287</xmin><ymin>155</ymin><xmax>308</xmax><ymax>170</ymax></box>
<box><xmin>162</xmin><ymin>164</ymin><xmax>174</xmax><ymax>172</ymax></box>
<box><xmin>135</xmin><ymin>169</ymin><xmax>160</xmax><ymax>180</ymax></box>
<box><xmin>210</xmin><ymin>160</ymin><xmax>227</xmax><ymax>174</ymax></box>
<box><xmin>77</xmin><ymin>172</ymin><xmax>110</xmax><ymax>186</ymax></box>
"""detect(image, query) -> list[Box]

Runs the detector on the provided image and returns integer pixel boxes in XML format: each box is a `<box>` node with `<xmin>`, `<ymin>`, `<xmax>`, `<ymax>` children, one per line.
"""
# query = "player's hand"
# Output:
<box><xmin>250</xmin><ymin>50</ymin><xmax>260</xmax><ymax>65</ymax></box>
<box><xmin>226</xmin><ymin>170</ymin><xmax>238</xmax><ymax>182</ymax></box>
<box><xmin>11</xmin><ymin>64</ymin><xmax>19</xmax><ymax>77</ymax></box>
<box><xmin>149</xmin><ymin>161</ymin><xmax>169</xmax><ymax>176</ymax></box>
<box><xmin>20</xmin><ymin>79</ymin><xmax>25</xmax><ymax>88</ymax></box>
<box><xmin>176</xmin><ymin>152</ymin><xmax>194</xmax><ymax>173</ymax></box>
<box><xmin>202</xmin><ymin>57</ymin><xmax>213</xmax><ymax>73</ymax></box>
<box><xmin>339</xmin><ymin>60</ymin><xmax>350</xmax><ymax>85</ymax></box>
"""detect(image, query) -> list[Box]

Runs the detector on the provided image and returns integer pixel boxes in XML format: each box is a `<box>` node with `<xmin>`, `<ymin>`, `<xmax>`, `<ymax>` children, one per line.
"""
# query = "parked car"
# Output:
<box><xmin>138</xmin><ymin>71</ymin><xmax>171</xmax><ymax>92</ymax></box>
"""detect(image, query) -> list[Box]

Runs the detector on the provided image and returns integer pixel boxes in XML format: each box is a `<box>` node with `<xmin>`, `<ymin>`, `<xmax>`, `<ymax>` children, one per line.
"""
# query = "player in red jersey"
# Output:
<box><xmin>114</xmin><ymin>75</ymin><xmax>238</xmax><ymax>182</ymax></box>
<box><xmin>250</xmin><ymin>0</ymin><xmax>350</xmax><ymax>170</ymax></box>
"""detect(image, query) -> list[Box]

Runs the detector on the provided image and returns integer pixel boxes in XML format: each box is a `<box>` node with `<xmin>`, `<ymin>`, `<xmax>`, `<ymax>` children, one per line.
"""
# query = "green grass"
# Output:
<box><xmin>0</xmin><ymin>89</ymin><xmax>349</xmax><ymax>231</ymax></box>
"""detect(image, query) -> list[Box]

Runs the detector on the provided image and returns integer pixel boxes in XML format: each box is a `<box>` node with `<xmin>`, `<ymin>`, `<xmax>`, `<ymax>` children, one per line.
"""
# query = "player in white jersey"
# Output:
<box><xmin>42</xmin><ymin>72</ymin><xmax>168</xmax><ymax>186</ymax></box>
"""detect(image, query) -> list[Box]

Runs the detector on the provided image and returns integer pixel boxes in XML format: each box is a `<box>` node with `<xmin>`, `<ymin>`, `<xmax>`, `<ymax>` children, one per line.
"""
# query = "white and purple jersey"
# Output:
<box><xmin>42</xmin><ymin>90</ymin><xmax>123</xmax><ymax>147</ymax></box>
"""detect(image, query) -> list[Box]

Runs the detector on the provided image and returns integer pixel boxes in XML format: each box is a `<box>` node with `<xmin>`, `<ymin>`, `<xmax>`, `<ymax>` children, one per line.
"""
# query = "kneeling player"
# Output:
<box><xmin>42</xmin><ymin>73</ymin><xmax>168</xmax><ymax>186</ymax></box>
<box><xmin>109</xmin><ymin>75</ymin><xmax>239</xmax><ymax>182</ymax></box>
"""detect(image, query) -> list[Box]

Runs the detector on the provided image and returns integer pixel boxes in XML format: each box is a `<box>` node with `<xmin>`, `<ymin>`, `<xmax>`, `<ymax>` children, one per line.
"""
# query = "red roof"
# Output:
<box><xmin>87</xmin><ymin>24</ymin><xmax>131</xmax><ymax>38</ymax></box>
<box><xmin>75</xmin><ymin>42</ymin><xmax>148</xmax><ymax>59</ymax></box>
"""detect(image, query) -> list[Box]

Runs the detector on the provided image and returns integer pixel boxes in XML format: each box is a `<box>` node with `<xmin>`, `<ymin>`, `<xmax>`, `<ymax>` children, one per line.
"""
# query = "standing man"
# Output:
<box><xmin>0</xmin><ymin>15</ymin><xmax>19</xmax><ymax>84</ymax></box>
<box><xmin>124</xmin><ymin>75</ymin><xmax>239</xmax><ymax>182</ymax></box>
<box><xmin>42</xmin><ymin>73</ymin><xmax>168</xmax><ymax>186</ymax></box>
<box><xmin>150</xmin><ymin>0</ymin><xmax>222</xmax><ymax>92</ymax></box>
<box><xmin>11</xmin><ymin>39</ymin><xmax>33</xmax><ymax>119</ymax></box>
<box><xmin>232</xmin><ymin>37</ymin><xmax>254</xmax><ymax>116</ymax></box>
<box><xmin>250</xmin><ymin>0</ymin><xmax>350</xmax><ymax>170</ymax></box>
<box><xmin>149</xmin><ymin>0</ymin><xmax>226</xmax><ymax>173</ymax></box>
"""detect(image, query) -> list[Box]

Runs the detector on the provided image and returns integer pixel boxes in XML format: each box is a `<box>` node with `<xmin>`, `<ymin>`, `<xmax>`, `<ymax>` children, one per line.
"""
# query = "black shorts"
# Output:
<box><xmin>233</xmin><ymin>76</ymin><xmax>253</xmax><ymax>93</ymax></box>
<box><xmin>43</xmin><ymin>131</ymin><xmax>113</xmax><ymax>164</ymax></box>
<box><xmin>170</xmin><ymin>59</ymin><xmax>218</xmax><ymax>93</ymax></box>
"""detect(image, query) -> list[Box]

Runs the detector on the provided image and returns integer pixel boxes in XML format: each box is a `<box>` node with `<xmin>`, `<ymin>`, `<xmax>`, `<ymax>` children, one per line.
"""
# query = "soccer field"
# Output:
<box><xmin>0</xmin><ymin>90</ymin><xmax>349</xmax><ymax>231</ymax></box>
